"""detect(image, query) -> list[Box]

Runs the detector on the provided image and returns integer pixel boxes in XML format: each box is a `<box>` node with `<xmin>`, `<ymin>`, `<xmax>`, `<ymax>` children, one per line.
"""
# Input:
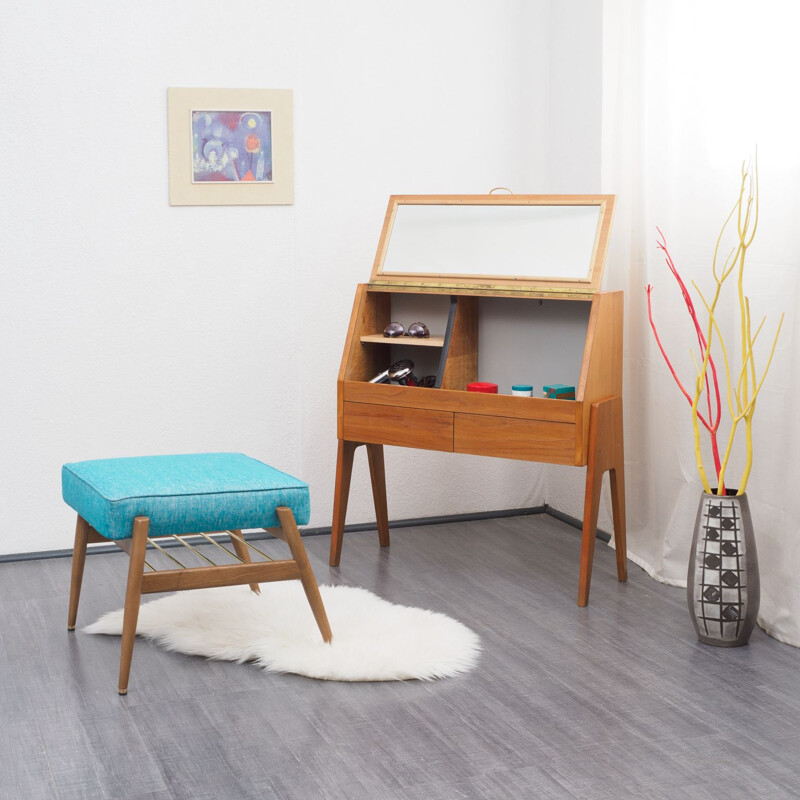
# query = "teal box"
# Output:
<box><xmin>543</xmin><ymin>384</ymin><xmax>575</xmax><ymax>399</ymax></box>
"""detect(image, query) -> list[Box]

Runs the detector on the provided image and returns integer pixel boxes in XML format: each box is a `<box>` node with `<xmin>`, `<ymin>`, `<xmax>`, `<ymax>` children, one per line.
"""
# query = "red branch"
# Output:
<box><xmin>647</xmin><ymin>231</ymin><xmax>724</xmax><ymax>488</ymax></box>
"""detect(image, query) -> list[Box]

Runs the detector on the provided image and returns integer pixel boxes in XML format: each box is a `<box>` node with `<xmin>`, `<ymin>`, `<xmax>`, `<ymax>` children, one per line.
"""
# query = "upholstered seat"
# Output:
<box><xmin>62</xmin><ymin>453</ymin><xmax>310</xmax><ymax>540</ymax></box>
<box><xmin>63</xmin><ymin>452</ymin><xmax>331</xmax><ymax>694</ymax></box>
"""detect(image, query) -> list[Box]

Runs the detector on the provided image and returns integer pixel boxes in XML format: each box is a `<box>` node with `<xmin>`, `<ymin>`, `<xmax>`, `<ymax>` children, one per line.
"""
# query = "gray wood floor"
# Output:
<box><xmin>1</xmin><ymin>514</ymin><xmax>799</xmax><ymax>800</ymax></box>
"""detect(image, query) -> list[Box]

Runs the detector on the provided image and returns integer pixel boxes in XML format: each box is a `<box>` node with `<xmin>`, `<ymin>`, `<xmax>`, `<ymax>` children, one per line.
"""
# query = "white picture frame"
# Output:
<box><xmin>168</xmin><ymin>88</ymin><xmax>294</xmax><ymax>206</ymax></box>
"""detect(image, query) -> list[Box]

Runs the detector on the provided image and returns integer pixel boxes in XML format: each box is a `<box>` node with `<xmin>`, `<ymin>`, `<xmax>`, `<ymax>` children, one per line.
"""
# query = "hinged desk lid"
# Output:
<box><xmin>368</xmin><ymin>194</ymin><xmax>615</xmax><ymax>297</ymax></box>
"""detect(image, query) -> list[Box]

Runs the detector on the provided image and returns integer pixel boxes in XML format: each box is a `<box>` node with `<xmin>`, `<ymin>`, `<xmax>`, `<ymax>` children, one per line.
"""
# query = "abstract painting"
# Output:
<box><xmin>191</xmin><ymin>110</ymin><xmax>273</xmax><ymax>183</ymax></box>
<box><xmin>168</xmin><ymin>88</ymin><xmax>293</xmax><ymax>205</ymax></box>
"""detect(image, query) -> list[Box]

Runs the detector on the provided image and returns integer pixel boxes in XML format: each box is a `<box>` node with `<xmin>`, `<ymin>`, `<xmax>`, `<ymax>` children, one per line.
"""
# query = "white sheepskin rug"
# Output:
<box><xmin>85</xmin><ymin>582</ymin><xmax>481</xmax><ymax>681</ymax></box>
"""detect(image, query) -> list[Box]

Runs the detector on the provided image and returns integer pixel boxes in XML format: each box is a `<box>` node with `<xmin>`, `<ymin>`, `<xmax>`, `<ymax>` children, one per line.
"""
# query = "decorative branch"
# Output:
<box><xmin>647</xmin><ymin>156</ymin><xmax>782</xmax><ymax>496</ymax></box>
<box><xmin>648</xmin><ymin>230</ymin><xmax>724</xmax><ymax>492</ymax></box>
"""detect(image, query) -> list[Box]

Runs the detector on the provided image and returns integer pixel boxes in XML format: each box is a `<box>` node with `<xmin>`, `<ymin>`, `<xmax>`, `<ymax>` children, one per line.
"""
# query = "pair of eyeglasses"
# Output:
<box><xmin>383</xmin><ymin>321</ymin><xmax>430</xmax><ymax>338</ymax></box>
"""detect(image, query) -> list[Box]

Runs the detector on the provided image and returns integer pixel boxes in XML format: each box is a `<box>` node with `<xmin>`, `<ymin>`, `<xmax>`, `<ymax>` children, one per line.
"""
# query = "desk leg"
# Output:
<box><xmin>330</xmin><ymin>440</ymin><xmax>359</xmax><ymax>566</ymax></box>
<box><xmin>609</xmin><ymin>423</ymin><xmax>628</xmax><ymax>585</ymax></box>
<box><xmin>579</xmin><ymin>397</ymin><xmax>627</xmax><ymax>606</ymax></box>
<box><xmin>366</xmin><ymin>444</ymin><xmax>390</xmax><ymax>548</ymax></box>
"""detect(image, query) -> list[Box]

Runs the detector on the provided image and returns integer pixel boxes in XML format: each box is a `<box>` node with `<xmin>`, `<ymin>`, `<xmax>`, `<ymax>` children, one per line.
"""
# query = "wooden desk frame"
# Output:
<box><xmin>329</xmin><ymin>195</ymin><xmax>626</xmax><ymax>606</ymax></box>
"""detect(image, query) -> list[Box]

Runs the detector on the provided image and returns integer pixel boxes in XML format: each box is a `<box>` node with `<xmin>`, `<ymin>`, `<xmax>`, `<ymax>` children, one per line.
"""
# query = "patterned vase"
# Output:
<box><xmin>687</xmin><ymin>490</ymin><xmax>760</xmax><ymax>647</ymax></box>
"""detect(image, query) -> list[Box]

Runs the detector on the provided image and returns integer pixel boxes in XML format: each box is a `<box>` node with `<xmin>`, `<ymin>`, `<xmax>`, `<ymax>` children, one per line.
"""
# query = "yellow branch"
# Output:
<box><xmin>738</xmin><ymin>314</ymin><xmax>784</xmax><ymax>420</ymax></box>
<box><xmin>737</xmin><ymin>313</ymin><xmax>784</xmax><ymax>494</ymax></box>
<box><xmin>674</xmin><ymin>156</ymin><xmax>778</xmax><ymax>495</ymax></box>
<box><xmin>744</xmin><ymin>155</ymin><xmax>759</xmax><ymax>248</ymax></box>
<box><xmin>691</xmin><ymin>373</ymin><xmax>713</xmax><ymax>494</ymax></box>
<box><xmin>694</xmin><ymin>284</ymin><xmax>736</xmax><ymax>421</ymax></box>
<box><xmin>716</xmin><ymin>419</ymin><xmax>740</xmax><ymax>495</ymax></box>
<box><xmin>738</xmin><ymin>417</ymin><xmax>754</xmax><ymax>497</ymax></box>
<box><xmin>713</xmin><ymin>202</ymin><xmax>741</xmax><ymax>283</ymax></box>
<box><xmin>747</xmin><ymin>299</ymin><xmax>757</xmax><ymax>395</ymax></box>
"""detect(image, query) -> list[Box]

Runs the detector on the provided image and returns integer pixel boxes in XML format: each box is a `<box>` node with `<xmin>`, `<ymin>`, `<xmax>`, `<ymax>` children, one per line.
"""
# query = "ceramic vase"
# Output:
<box><xmin>687</xmin><ymin>490</ymin><xmax>759</xmax><ymax>647</ymax></box>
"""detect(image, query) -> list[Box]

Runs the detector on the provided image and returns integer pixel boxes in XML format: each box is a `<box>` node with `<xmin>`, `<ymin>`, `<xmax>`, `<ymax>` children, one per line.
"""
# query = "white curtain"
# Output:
<box><xmin>601</xmin><ymin>0</ymin><xmax>800</xmax><ymax>646</ymax></box>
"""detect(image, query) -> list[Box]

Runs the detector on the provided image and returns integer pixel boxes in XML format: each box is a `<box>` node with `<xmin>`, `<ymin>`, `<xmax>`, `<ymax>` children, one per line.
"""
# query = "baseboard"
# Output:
<box><xmin>544</xmin><ymin>506</ymin><xmax>612</xmax><ymax>543</ymax></box>
<box><xmin>0</xmin><ymin>504</ymin><xmax>610</xmax><ymax>564</ymax></box>
<box><xmin>0</xmin><ymin>505</ymin><xmax>548</xmax><ymax>564</ymax></box>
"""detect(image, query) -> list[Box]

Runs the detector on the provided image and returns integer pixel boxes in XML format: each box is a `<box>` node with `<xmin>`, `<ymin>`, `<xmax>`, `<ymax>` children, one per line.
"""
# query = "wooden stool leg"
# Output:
<box><xmin>276</xmin><ymin>507</ymin><xmax>332</xmax><ymax>643</ymax></box>
<box><xmin>366</xmin><ymin>444</ymin><xmax>390</xmax><ymax>547</ymax></box>
<box><xmin>228</xmin><ymin>529</ymin><xmax>261</xmax><ymax>595</ymax></box>
<box><xmin>330</xmin><ymin>439</ymin><xmax>359</xmax><ymax>566</ymax></box>
<box><xmin>578</xmin><ymin>397</ymin><xmax>626</xmax><ymax>607</ymax></box>
<box><xmin>68</xmin><ymin>516</ymin><xmax>91</xmax><ymax>631</ymax></box>
<box><xmin>118</xmin><ymin>516</ymin><xmax>149</xmax><ymax>695</ymax></box>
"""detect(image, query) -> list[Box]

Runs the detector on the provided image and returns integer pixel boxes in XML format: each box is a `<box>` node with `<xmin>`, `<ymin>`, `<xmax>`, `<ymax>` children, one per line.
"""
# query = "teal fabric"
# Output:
<box><xmin>61</xmin><ymin>453</ymin><xmax>310</xmax><ymax>540</ymax></box>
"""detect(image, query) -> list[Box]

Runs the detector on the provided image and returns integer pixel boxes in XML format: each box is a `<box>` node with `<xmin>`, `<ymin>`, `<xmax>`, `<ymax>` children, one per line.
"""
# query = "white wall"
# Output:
<box><xmin>2</xmin><ymin>0</ymin><xmax>599</xmax><ymax>555</ymax></box>
<box><xmin>542</xmin><ymin>0</ymin><xmax>612</xmax><ymax>530</ymax></box>
<box><xmin>545</xmin><ymin>0</ymin><xmax>603</xmax><ymax>193</ymax></box>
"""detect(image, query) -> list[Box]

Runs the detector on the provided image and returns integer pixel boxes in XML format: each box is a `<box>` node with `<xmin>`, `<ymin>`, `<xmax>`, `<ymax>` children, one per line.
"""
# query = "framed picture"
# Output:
<box><xmin>168</xmin><ymin>88</ymin><xmax>293</xmax><ymax>205</ymax></box>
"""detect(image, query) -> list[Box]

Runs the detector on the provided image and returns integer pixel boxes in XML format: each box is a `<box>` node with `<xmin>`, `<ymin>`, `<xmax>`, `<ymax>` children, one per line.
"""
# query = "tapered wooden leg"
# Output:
<box><xmin>118</xmin><ymin>516</ymin><xmax>149</xmax><ymax>695</ymax></box>
<box><xmin>277</xmin><ymin>507</ymin><xmax>332</xmax><ymax>643</ymax></box>
<box><xmin>330</xmin><ymin>439</ymin><xmax>359</xmax><ymax>566</ymax></box>
<box><xmin>228</xmin><ymin>529</ymin><xmax>261</xmax><ymax>595</ymax></box>
<box><xmin>579</xmin><ymin>461</ymin><xmax>604</xmax><ymax>607</ymax></box>
<box><xmin>366</xmin><ymin>444</ymin><xmax>390</xmax><ymax>547</ymax></box>
<box><xmin>68</xmin><ymin>516</ymin><xmax>91</xmax><ymax>631</ymax></box>
<box><xmin>609</xmin><ymin>463</ymin><xmax>627</xmax><ymax>583</ymax></box>
<box><xmin>578</xmin><ymin>397</ymin><xmax>626</xmax><ymax>607</ymax></box>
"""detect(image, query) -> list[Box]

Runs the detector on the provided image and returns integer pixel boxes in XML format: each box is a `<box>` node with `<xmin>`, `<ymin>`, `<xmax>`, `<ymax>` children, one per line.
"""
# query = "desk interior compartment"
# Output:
<box><xmin>476</xmin><ymin>296</ymin><xmax>593</xmax><ymax>397</ymax></box>
<box><xmin>343</xmin><ymin>288</ymin><xmax>476</xmax><ymax>390</ymax></box>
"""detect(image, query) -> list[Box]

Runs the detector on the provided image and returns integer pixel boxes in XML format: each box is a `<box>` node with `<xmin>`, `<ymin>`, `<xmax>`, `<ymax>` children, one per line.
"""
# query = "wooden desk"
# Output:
<box><xmin>329</xmin><ymin>195</ymin><xmax>627</xmax><ymax>606</ymax></box>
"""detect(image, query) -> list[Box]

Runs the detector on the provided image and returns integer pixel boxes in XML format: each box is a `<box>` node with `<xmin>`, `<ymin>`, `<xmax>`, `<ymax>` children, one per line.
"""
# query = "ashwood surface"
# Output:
<box><xmin>365</xmin><ymin>445</ymin><xmax>390</xmax><ymax>548</ymax></box>
<box><xmin>359</xmin><ymin>333</ymin><xmax>446</xmax><ymax>347</ymax></box>
<box><xmin>68</xmin><ymin>507</ymin><xmax>331</xmax><ymax>694</ymax></box>
<box><xmin>340</xmin><ymin>287</ymin><xmax>389</xmax><ymax>384</ymax></box>
<box><xmin>118</xmin><ymin>517</ymin><xmax>149</xmax><ymax>695</ymax></box>
<box><xmin>439</xmin><ymin>295</ymin><xmax>478</xmax><ymax>391</ymax></box>
<box><xmin>453</xmin><ymin>413</ymin><xmax>577</xmax><ymax>465</ymax></box>
<box><xmin>578</xmin><ymin>397</ymin><xmax>627</xmax><ymax>606</ymax></box>
<box><xmin>275</xmin><ymin>507</ymin><xmax>333</xmax><ymax>644</ymax></box>
<box><xmin>330</xmin><ymin>440</ymin><xmax>359</xmax><ymax>566</ymax></box>
<box><xmin>334</xmin><ymin>285</ymin><xmax>624</xmax><ymax>602</ymax></box>
<box><xmin>576</xmin><ymin>290</ymin><xmax>624</xmax><ymax>462</ymax></box>
<box><xmin>329</xmin><ymin>442</ymin><xmax>390</xmax><ymax>566</ymax></box>
<box><xmin>368</xmin><ymin>194</ymin><xmax>615</xmax><ymax>296</ymax></box>
<box><xmin>139</xmin><ymin>560</ymin><xmax>302</xmax><ymax>594</ymax></box>
<box><xmin>67</xmin><ymin>516</ymin><xmax>90</xmax><ymax>631</ymax></box>
<box><xmin>334</xmin><ymin>196</ymin><xmax>624</xmax><ymax>601</ymax></box>
<box><xmin>228</xmin><ymin>529</ymin><xmax>261</xmax><ymax>595</ymax></box>
<box><xmin>344</xmin><ymin>380</ymin><xmax>580</xmax><ymax>423</ymax></box>
<box><xmin>342</xmin><ymin>401</ymin><xmax>453</xmax><ymax>452</ymax></box>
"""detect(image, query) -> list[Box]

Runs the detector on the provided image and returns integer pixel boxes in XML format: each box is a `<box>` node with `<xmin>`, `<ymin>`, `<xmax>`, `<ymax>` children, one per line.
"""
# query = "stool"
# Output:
<box><xmin>62</xmin><ymin>452</ymin><xmax>332</xmax><ymax>694</ymax></box>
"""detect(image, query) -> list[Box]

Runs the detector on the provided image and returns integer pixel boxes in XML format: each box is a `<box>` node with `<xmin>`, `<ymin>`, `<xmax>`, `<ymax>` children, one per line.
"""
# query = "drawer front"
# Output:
<box><xmin>343</xmin><ymin>402</ymin><xmax>454</xmax><ymax>452</ymax></box>
<box><xmin>343</xmin><ymin>380</ymin><xmax>580</xmax><ymax>423</ymax></box>
<box><xmin>454</xmin><ymin>413</ymin><xmax>578</xmax><ymax>464</ymax></box>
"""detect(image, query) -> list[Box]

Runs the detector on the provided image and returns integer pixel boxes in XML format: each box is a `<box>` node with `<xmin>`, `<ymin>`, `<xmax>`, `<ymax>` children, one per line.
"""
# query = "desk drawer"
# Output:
<box><xmin>343</xmin><ymin>402</ymin><xmax>454</xmax><ymax>451</ymax></box>
<box><xmin>454</xmin><ymin>413</ymin><xmax>577</xmax><ymax>465</ymax></box>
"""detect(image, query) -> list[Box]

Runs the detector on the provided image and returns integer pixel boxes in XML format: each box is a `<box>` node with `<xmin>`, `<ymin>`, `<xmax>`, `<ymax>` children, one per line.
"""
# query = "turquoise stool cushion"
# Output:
<box><xmin>62</xmin><ymin>453</ymin><xmax>310</xmax><ymax>540</ymax></box>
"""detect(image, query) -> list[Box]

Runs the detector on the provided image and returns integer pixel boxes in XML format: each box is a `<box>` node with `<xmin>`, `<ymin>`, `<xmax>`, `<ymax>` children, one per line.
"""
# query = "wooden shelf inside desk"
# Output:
<box><xmin>359</xmin><ymin>334</ymin><xmax>445</xmax><ymax>347</ymax></box>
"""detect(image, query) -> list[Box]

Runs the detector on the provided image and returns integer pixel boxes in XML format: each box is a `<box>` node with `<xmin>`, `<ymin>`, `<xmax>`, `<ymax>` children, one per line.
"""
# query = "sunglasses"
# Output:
<box><xmin>403</xmin><ymin>374</ymin><xmax>437</xmax><ymax>388</ymax></box>
<box><xmin>383</xmin><ymin>321</ymin><xmax>430</xmax><ymax>338</ymax></box>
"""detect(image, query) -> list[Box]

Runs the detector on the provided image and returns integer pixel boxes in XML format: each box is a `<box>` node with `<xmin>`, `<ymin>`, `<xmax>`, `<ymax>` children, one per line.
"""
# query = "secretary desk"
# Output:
<box><xmin>330</xmin><ymin>194</ymin><xmax>626</xmax><ymax>606</ymax></box>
